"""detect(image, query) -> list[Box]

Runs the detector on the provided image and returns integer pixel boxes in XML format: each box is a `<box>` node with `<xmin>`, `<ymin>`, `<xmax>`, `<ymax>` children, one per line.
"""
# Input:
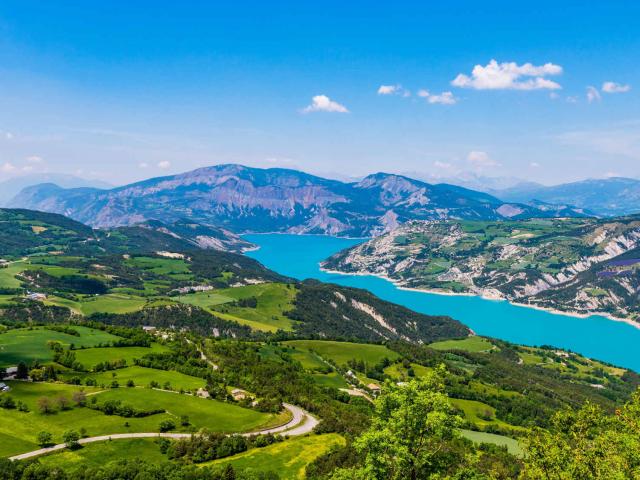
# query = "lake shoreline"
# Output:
<box><xmin>319</xmin><ymin>266</ymin><xmax>640</xmax><ymax>331</ymax></box>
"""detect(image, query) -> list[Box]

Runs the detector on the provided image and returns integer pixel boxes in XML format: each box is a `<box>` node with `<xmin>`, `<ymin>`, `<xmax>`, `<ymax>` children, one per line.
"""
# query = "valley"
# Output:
<box><xmin>2</xmin><ymin>207</ymin><xmax>640</xmax><ymax>478</ymax></box>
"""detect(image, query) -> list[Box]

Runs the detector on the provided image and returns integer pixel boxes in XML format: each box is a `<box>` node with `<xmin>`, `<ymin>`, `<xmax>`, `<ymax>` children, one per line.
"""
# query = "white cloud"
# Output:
<box><xmin>530</xmin><ymin>162</ymin><xmax>541</xmax><ymax>168</ymax></box>
<box><xmin>434</xmin><ymin>161</ymin><xmax>453</xmax><ymax>169</ymax></box>
<box><xmin>566</xmin><ymin>96</ymin><xmax>578</xmax><ymax>104</ymax></box>
<box><xmin>418</xmin><ymin>89</ymin><xmax>457</xmax><ymax>105</ymax></box>
<box><xmin>157</xmin><ymin>161</ymin><xmax>171</xmax><ymax>169</ymax></box>
<box><xmin>427</xmin><ymin>91</ymin><xmax>457</xmax><ymax>105</ymax></box>
<box><xmin>4</xmin><ymin>132</ymin><xmax>13</xmax><ymax>140</ymax></box>
<box><xmin>586</xmin><ymin>86</ymin><xmax>601</xmax><ymax>103</ymax></box>
<box><xmin>467</xmin><ymin>151</ymin><xmax>500</xmax><ymax>168</ymax></box>
<box><xmin>378</xmin><ymin>85</ymin><xmax>399</xmax><ymax>95</ymax></box>
<box><xmin>22</xmin><ymin>165</ymin><xmax>34</xmax><ymax>173</ymax></box>
<box><xmin>26</xmin><ymin>155</ymin><xmax>43</xmax><ymax>164</ymax></box>
<box><xmin>451</xmin><ymin>60</ymin><xmax>562</xmax><ymax>91</ymax></box>
<box><xmin>138</xmin><ymin>162</ymin><xmax>149</xmax><ymax>169</ymax></box>
<box><xmin>602</xmin><ymin>81</ymin><xmax>631</xmax><ymax>94</ymax></box>
<box><xmin>302</xmin><ymin>95</ymin><xmax>349</xmax><ymax>113</ymax></box>
<box><xmin>1</xmin><ymin>162</ymin><xmax>17</xmax><ymax>173</ymax></box>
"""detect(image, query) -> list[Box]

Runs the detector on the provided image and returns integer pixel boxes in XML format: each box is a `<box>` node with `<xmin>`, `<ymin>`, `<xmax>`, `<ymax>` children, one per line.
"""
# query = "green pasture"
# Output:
<box><xmin>73</xmin><ymin>344</ymin><xmax>169</xmax><ymax>370</ymax></box>
<box><xmin>460</xmin><ymin>429</ymin><xmax>523</xmax><ymax>457</ymax></box>
<box><xmin>59</xmin><ymin>366</ymin><xmax>206</xmax><ymax>391</ymax></box>
<box><xmin>283</xmin><ymin>340</ymin><xmax>399</xmax><ymax>368</ymax></box>
<box><xmin>0</xmin><ymin>327</ymin><xmax>122</xmax><ymax>367</ymax></box>
<box><xmin>429</xmin><ymin>336</ymin><xmax>495</xmax><ymax>353</ymax></box>
<box><xmin>206</xmin><ymin>433</ymin><xmax>346</xmax><ymax>479</ymax></box>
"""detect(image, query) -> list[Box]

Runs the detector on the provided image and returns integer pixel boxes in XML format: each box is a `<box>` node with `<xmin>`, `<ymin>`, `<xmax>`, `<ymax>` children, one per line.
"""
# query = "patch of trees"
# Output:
<box><xmin>0</xmin><ymin>458</ymin><xmax>279</xmax><ymax>480</ymax></box>
<box><xmin>90</xmin><ymin>304</ymin><xmax>256</xmax><ymax>338</ymax></box>
<box><xmin>286</xmin><ymin>281</ymin><xmax>469</xmax><ymax>344</ymax></box>
<box><xmin>86</xmin><ymin>396</ymin><xmax>163</xmax><ymax>418</ymax></box>
<box><xmin>165</xmin><ymin>432</ymin><xmax>282</xmax><ymax>463</ymax></box>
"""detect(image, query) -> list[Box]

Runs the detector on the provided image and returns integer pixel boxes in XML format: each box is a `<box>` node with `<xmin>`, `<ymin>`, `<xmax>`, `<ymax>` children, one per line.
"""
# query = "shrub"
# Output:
<box><xmin>159</xmin><ymin>420</ymin><xmax>176</xmax><ymax>432</ymax></box>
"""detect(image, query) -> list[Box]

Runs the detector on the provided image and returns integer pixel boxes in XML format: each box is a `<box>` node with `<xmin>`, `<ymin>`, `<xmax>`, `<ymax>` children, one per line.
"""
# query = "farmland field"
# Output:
<box><xmin>0</xmin><ymin>380</ymin><xmax>282</xmax><ymax>457</ymax></box>
<box><xmin>460</xmin><ymin>429</ymin><xmax>523</xmax><ymax>456</ymax></box>
<box><xmin>93</xmin><ymin>388</ymin><xmax>282</xmax><ymax>432</ymax></box>
<box><xmin>206</xmin><ymin>433</ymin><xmax>346</xmax><ymax>479</ymax></box>
<box><xmin>0</xmin><ymin>327</ymin><xmax>122</xmax><ymax>367</ymax></box>
<box><xmin>38</xmin><ymin>438</ymin><xmax>166</xmax><ymax>470</ymax></box>
<box><xmin>179</xmin><ymin>283</ymin><xmax>297</xmax><ymax>332</ymax></box>
<box><xmin>283</xmin><ymin>340</ymin><xmax>400</xmax><ymax>367</ymax></box>
<box><xmin>59</xmin><ymin>366</ymin><xmax>206</xmax><ymax>391</ymax></box>
<box><xmin>429</xmin><ymin>336</ymin><xmax>495</xmax><ymax>353</ymax></box>
<box><xmin>73</xmin><ymin>343</ymin><xmax>169</xmax><ymax>369</ymax></box>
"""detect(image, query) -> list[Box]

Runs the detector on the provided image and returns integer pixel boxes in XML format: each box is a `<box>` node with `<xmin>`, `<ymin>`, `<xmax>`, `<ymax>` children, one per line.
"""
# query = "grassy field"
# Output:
<box><xmin>0</xmin><ymin>327</ymin><xmax>122</xmax><ymax>367</ymax></box>
<box><xmin>0</xmin><ymin>261</ymin><xmax>25</xmax><ymax>288</ymax></box>
<box><xmin>79</xmin><ymin>294</ymin><xmax>148</xmax><ymax>315</ymax></box>
<box><xmin>429</xmin><ymin>336</ymin><xmax>495</xmax><ymax>353</ymax></box>
<box><xmin>460</xmin><ymin>429</ymin><xmax>523</xmax><ymax>457</ymax></box>
<box><xmin>384</xmin><ymin>362</ymin><xmax>433</xmax><ymax>381</ymax></box>
<box><xmin>206</xmin><ymin>434</ymin><xmax>346</xmax><ymax>479</ymax></box>
<box><xmin>73</xmin><ymin>343</ymin><xmax>169</xmax><ymax>370</ymax></box>
<box><xmin>37</xmin><ymin>438</ymin><xmax>166</xmax><ymax>470</ymax></box>
<box><xmin>284</xmin><ymin>340</ymin><xmax>400</xmax><ymax>368</ymax></box>
<box><xmin>59</xmin><ymin>366</ymin><xmax>206</xmax><ymax>391</ymax></box>
<box><xmin>125</xmin><ymin>256</ymin><xmax>192</xmax><ymax>279</ymax></box>
<box><xmin>93</xmin><ymin>388</ymin><xmax>282</xmax><ymax>433</ymax></box>
<box><xmin>0</xmin><ymin>381</ymin><xmax>282</xmax><ymax>458</ymax></box>
<box><xmin>45</xmin><ymin>294</ymin><xmax>150</xmax><ymax>315</ymax></box>
<box><xmin>311</xmin><ymin>372</ymin><xmax>349</xmax><ymax>389</ymax></box>
<box><xmin>179</xmin><ymin>283</ymin><xmax>297</xmax><ymax>332</ymax></box>
<box><xmin>451</xmin><ymin>398</ymin><xmax>523</xmax><ymax>432</ymax></box>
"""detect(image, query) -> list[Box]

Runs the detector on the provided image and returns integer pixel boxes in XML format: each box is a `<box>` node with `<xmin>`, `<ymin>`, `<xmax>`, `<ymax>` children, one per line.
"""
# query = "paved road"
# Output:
<box><xmin>9</xmin><ymin>403</ymin><xmax>318</xmax><ymax>461</ymax></box>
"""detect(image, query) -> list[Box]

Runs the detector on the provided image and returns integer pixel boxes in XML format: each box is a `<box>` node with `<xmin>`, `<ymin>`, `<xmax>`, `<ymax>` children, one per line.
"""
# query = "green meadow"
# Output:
<box><xmin>0</xmin><ymin>380</ymin><xmax>282</xmax><ymax>457</ymax></box>
<box><xmin>0</xmin><ymin>261</ymin><xmax>25</xmax><ymax>288</ymax></box>
<box><xmin>460</xmin><ymin>429</ymin><xmax>523</xmax><ymax>457</ymax></box>
<box><xmin>59</xmin><ymin>366</ymin><xmax>206</xmax><ymax>391</ymax></box>
<box><xmin>37</xmin><ymin>438</ymin><xmax>166</xmax><ymax>470</ymax></box>
<box><xmin>206</xmin><ymin>433</ymin><xmax>346</xmax><ymax>479</ymax></box>
<box><xmin>0</xmin><ymin>327</ymin><xmax>122</xmax><ymax>367</ymax></box>
<box><xmin>429</xmin><ymin>336</ymin><xmax>495</xmax><ymax>353</ymax></box>
<box><xmin>93</xmin><ymin>388</ymin><xmax>280</xmax><ymax>433</ymax></box>
<box><xmin>283</xmin><ymin>340</ymin><xmax>400</xmax><ymax>367</ymax></box>
<box><xmin>73</xmin><ymin>343</ymin><xmax>169</xmax><ymax>370</ymax></box>
<box><xmin>178</xmin><ymin>283</ymin><xmax>297</xmax><ymax>332</ymax></box>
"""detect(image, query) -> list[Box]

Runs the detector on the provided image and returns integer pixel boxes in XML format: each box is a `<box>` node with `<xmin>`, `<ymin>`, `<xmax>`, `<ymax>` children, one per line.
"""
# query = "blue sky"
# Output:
<box><xmin>0</xmin><ymin>1</ymin><xmax>638</xmax><ymax>185</ymax></box>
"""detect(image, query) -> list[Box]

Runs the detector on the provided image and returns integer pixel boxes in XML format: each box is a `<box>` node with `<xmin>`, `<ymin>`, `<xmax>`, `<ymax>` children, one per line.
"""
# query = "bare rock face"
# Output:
<box><xmin>9</xmin><ymin>164</ymin><xmax>586</xmax><ymax>237</ymax></box>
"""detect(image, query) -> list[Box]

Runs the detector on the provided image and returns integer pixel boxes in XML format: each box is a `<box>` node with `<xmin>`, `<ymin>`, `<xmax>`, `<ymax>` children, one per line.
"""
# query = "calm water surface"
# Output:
<box><xmin>245</xmin><ymin>233</ymin><xmax>640</xmax><ymax>372</ymax></box>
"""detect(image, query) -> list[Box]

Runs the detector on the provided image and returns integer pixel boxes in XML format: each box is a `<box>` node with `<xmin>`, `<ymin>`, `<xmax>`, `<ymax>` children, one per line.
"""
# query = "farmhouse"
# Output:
<box><xmin>27</xmin><ymin>292</ymin><xmax>47</xmax><ymax>301</ymax></box>
<box><xmin>367</xmin><ymin>383</ymin><xmax>381</xmax><ymax>395</ymax></box>
<box><xmin>231</xmin><ymin>388</ymin><xmax>249</xmax><ymax>400</ymax></box>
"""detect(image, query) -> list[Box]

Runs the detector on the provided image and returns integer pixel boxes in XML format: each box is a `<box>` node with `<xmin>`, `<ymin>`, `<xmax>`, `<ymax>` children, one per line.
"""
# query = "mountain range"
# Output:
<box><xmin>7</xmin><ymin>164</ymin><xmax>588</xmax><ymax>237</ymax></box>
<box><xmin>489</xmin><ymin>177</ymin><xmax>640</xmax><ymax>217</ymax></box>
<box><xmin>0</xmin><ymin>173</ymin><xmax>112</xmax><ymax>207</ymax></box>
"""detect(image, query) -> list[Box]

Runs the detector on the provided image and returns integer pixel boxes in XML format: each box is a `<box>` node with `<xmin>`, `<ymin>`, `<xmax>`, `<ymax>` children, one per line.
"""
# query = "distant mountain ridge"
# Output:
<box><xmin>8</xmin><ymin>164</ymin><xmax>589</xmax><ymax>237</ymax></box>
<box><xmin>491</xmin><ymin>177</ymin><xmax>640</xmax><ymax>217</ymax></box>
<box><xmin>0</xmin><ymin>174</ymin><xmax>112</xmax><ymax>207</ymax></box>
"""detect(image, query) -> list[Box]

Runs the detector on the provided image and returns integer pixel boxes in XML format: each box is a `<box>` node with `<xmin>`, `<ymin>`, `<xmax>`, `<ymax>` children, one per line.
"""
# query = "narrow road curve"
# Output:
<box><xmin>9</xmin><ymin>403</ymin><xmax>318</xmax><ymax>461</ymax></box>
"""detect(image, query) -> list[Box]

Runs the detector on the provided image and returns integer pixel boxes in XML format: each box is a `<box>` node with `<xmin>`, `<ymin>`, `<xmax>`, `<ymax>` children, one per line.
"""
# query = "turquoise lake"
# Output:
<box><xmin>245</xmin><ymin>233</ymin><xmax>640</xmax><ymax>372</ymax></box>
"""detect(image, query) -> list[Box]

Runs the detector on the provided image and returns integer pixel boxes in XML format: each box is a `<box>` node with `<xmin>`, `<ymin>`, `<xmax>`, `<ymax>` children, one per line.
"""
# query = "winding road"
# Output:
<box><xmin>9</xmin><ymin>402</ymin><xmax>318</xmax><ymax>461</ymax></box>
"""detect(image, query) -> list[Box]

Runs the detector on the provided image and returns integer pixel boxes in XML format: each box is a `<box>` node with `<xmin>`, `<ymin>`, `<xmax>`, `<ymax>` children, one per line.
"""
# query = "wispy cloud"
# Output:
<box><xmin>602</xmin><ymin>81</ymin><xmax>631</xmax><ymax>94</ymax></box>
<box><xmin>556</xmin><ymin>124</ymin><xmax>640</xmax><ymax>160</ymax></box>
<box><xmin>586</xmin><ymin>86</ymin><xmax>601</xmax><ymax>103</ymax></box>
<box><xmin>302</xmin><ymin>95</ymin><xmax>349</xmax><ymax>113</ymax></box>
<box><xmin>157</xmin><ymin>160</ymin><xmax>171</xmax><ymax>169</ymax></box>
<box><xmin>418</xmin><ymin>89</ymin><xmax>457</xmax><ymax>105</ymax></box>
<box><xmin>452</xmin><ymin>60</ymin><xmax>562</xmax><ymax>91</ymax></box>
<box><xmin>467</xmin><ymin>151</ymin><xmax>500</xmax><ymax>169</ymax></box>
